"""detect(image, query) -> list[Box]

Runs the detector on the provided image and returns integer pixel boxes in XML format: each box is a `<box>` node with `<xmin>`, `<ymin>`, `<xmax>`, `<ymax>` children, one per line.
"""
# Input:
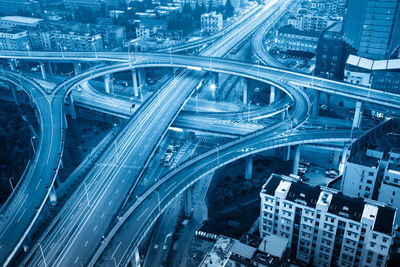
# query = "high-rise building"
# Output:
<box><xmin>343</xmin><ymin>0</ymin><xmax>400</xmax><ymax>60</ymax></box>
<box><xmin>260</xmin><ymin>174</ymin><xmax>396</xmax><ymax>267</ymax></box>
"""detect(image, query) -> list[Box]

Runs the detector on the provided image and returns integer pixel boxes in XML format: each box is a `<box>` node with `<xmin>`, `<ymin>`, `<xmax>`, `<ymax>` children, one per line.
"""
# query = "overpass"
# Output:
<box><xmin>0</xmin><ymin>70</ymin><xmax>64</xmax><ymax>265</ymax></box>
<box><xmin>2</xmin><ymin>51</ymin><xmax>400</xmax><ymax>110</ymax></box>
<box><xmin>95</xmin><ymin>128</ymin><xmax>357</xmax><ymax>266</ymax></box>
<box><xmin>12</xmin><ymin>1</ymin><xmax>300</xmax><ymax>266</ymax></box>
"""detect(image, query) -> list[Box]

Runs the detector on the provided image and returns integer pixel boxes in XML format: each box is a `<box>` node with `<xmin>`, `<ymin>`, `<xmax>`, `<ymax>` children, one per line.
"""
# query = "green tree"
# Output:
<box><xmin>224</xmin><ymin>0</ymin><xmax>234</xmax><ymax>18</ymax></box>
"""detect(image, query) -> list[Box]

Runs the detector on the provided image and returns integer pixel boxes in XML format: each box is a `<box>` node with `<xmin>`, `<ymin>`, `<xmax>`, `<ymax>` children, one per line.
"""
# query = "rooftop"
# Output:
<box><xmin>346</xmin><ymin>54</ymin><xmax>400</xmax><ymax>71</ymax></box>
<box><xmin>0</xmin><ymin>16</ymin><xmax>43</xmax><ymax>25</ymax></box>
<box><xmin>348</xmin><ymin>119</ymin><xmax>400</xmax><ymax>166</ymax></box>
<box><xmin>262</xmin><ymin>174</ymin><xmax>395</xmax><ymax>235</ymax></box>
<box><xmin>278</xmin><ymin>25</ymin><xmax>320</xmax><ymax>38</ymax></box>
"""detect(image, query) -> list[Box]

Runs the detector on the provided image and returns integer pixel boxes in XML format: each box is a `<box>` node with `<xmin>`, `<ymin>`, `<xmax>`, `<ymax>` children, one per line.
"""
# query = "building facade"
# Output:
<box><xmin>342</xmin><ymin>119</ymin><xmax>400</xmax><ymax>224</ymax></box>
<box><xmin>201</xmin><ymin>11</ymin><xmax>223</xmax><ymax>33</ymax></box>
<box><xmin>260</xmin><ymin>174</ymin><xmax>396</xmax><ymax>267</ymax></box>
<box><xmin>343</xmin><ymin>0</ymin><xmax>400</xmax><ymax>60</ymax></box>
<box><xmin>275</xmin><ymin>25</ymin><xmax>319</xmax><ymax>53</ymax></box>
<box><xmin>0</xmin><ymin>28</ymin><xmax>30</xmax><ymax>50</ymax></box>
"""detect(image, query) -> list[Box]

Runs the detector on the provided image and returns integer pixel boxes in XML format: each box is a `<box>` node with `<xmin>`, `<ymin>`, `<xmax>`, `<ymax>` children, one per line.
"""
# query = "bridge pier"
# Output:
<box><xmin>245</xmin><ymin>156</ymin><xmax>253</xmax><ymax>179</ymax></box>
<box><xmin>69</xmin><ymin>94</ymin><xmax>77</xmax><ymax>119</ymax></box>
<box><xmin>9</xmin><ymin>59</ymin><xmax>16</xmax><ymax>71</ymax></box>
<box><xmin>138</xmin><ymin>68</ymin><xmax>145</xmax><ymax>90</ymax></box>
<box><xmin>312</xmin><ymin>90</ymin><xmax>320</xmax><ymax>118</ymax></box>
<box><xmin>352</xmin><ymin>101</ymin><xmax>364</xmax><ymax>129</ymax></box>
<box><xmin>270</xmin><ymin>85</ymin><xmax>276</xmax><ymax>104</ymax></box>
<box><xmin>9</xmin><ymin>84</ymin><xmax>19</xmax><ymax>106</ymax></box>
<box><xmin>49</xmin><ymin>185</ymin><xmax>57</xmax><ymax>205</ymax></box>
<box><xmin>332</xmin><ymin>150</ymin><xmax>340</xmax><ymax>166</ymax></box>
<box><xmin>39</xmin><ymin>61</ymin><xmax>47</xmax><ymax>80</ymax></box>
<box><xmin>283</xmin><ymin>146</ymin><xmax>291</xmax><ymax>162</ymax></box>
<box><xmin>242</xmin><ymin>77</ymin><xmax>248</xmax><ymax>105</ymax></box>
<box><xmin>131</xmin><ymin>69</ymin><xmax>139</xmax><ymax>97</ymax></box>
<box><xmin>292</xmin><ymin>145</ymin><xmax>300</xmax><ymax>175</ymax></box>
<box><xmin>73</xmin><ymin>63</ymin><xmax>81</xmax><ymax>75</ymax></box>
<box><xmin>104</xmin><ymin>74</ymin><xmax>111</xmax><ymax>94</ymax></box>
<box><xmin>132</xmin><ymin>247</ymin><xmax>141</xmax><ymax>267</ymax></box>
<box><xmin>48</xmin><ymin>62</ymin><xmax>54</xmax><ymax>78</ymax></box>
<box><xmin>184</xmin><ymin>186</ymin><xmax>193</xmax><ymax>218</ymax></box>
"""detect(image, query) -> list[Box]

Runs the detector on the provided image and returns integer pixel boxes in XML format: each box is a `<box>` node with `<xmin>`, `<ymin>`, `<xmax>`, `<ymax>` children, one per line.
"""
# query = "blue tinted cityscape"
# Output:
<box><xmin>0</xmin><ymin>0</ymin><xmax>400</xmax><ymax>266</ymax></box>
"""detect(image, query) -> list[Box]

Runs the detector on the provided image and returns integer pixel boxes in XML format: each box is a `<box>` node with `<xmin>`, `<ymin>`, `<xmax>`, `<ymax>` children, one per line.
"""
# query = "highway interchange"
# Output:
<box><xmin>0</xmin><ymin>0</ymin><xmax>399</xmax><ymax>266</ymax></box>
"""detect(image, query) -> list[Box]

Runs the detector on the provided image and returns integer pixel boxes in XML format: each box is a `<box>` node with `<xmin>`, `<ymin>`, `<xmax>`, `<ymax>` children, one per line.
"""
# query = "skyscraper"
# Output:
<box><xmin>343</xmin><ymin>0</ymin><xmax>400</xmax><ymax>60</ymax></box>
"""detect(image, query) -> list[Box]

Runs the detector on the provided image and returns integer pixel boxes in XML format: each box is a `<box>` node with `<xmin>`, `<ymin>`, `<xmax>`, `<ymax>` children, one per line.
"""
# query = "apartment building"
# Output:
<box><xmin>260</xmin><ymin>174</ymin><xmax>396</xmax><ymax>267</ymax></box>
<box><xmin>201</xmin><ymin>12</ymin><xmax>223</xmax><ymax>33</ymax></box>
<box><xmin>274</xmin><ymin>25</ymin><xmax>319</xmax><ymax>54</ymax></box>
<box><xmin>342</xmin><ymin>118</ymin><xmax>400</xmax><ymax>224</ymax></box>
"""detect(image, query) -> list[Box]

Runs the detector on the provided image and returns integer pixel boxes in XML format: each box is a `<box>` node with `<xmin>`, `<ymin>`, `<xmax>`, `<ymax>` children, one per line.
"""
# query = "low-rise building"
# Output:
<box><xmin>0</xmin><ymin>16</ymin><xmax>43</xmax><ymax>28</ymax></box>
<box><xmin>344</xmin><ymin>54</ymin><xmax>400</xmax><ymax>93</ymax></box>
<box><xmin>0</xmin><ymin>28</ymin><xmax>30</xmax><ymax>50</ymax></box>
<box><xmin>201</xmin><ymin>11</ymin><xmax>223</xmax><ymax>34</ymax></box>
<box><xmin>260</xmin><ymin>174</ymin><xmax>396</xmax><ymax>267</ymax></box>
<box><xmin>274</xmin><ymin>25</ymin><xmax>319</xmax><ymax>54</ymax></box>
<box><xmin>199</xmin><ymin>235</ymin><xmax>290</xmax><ymax>266</ymax></box>
<box><xmin>0</xmin><ymin>0</ymin><xmax>41</xmax><ymax>16</ymax></box>
<box><xmin>341</xmin><ymin>118</ymin><xmax>400</xmax><ymax>224</ymax></box>
<box><xmin>135</xmin><ymin>19</ymin><xmax>167</xmax><ymax>39</ymax></box>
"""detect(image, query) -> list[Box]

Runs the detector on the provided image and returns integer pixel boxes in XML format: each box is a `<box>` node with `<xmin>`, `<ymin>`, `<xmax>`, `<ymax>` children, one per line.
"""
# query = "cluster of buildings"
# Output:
<box><xmin>273</xmin><ymin>0</ymin><xmax>346</xmax><ymax>56</ymax></box>
<box><xmin>185</xmin><ymin>0</ymin><xmax>247</xmax><ymax>10</ymax></box>
<box><xmin>0</xmin><ymin>15</ymin><xmax>126</xmax><ymax>52</ymax></box>
<box><xmin>200</xmin><ymin>119</ymin><xmax>400</xmax><ymax>267</ymax></box>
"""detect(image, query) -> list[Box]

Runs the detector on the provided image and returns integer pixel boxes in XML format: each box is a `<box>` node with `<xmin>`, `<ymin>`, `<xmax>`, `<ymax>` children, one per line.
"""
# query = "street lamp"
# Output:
<box><xmin>155</xmin><ymin>191</ymin><xmax>161</xmax><ymax>213</ymax></box>
<box><xmin>92</xmin><ymin>41</ymin><xmax>98</xmax><ymax>59</ymax></box>
<box><xmin>83</xmin><ymin>182</ymin><xmax>91</xmax><ymax>209</ymax></box>
<box><xmin>30</xmin><ymin>136</ymin><xmax>36</xmax><ymax>153</ymax></box>
<box><xmin>247</xmin><ymin>100</ymin><xmax>252</xmax><ymax>122</ymax></box>
<box><xmin>9</xmin><ymin>177</ymin><xmax>15</xmax><ymax>191</ymax></box>
<box><xmin>26</xmin><ymin>43</ymin><xmax>31</xmax><ymax>57</ymax></box>
<box><xmin>216</xmin><ymin>143</ymin><xmax>220</xmax><ymax>166</ymax></box>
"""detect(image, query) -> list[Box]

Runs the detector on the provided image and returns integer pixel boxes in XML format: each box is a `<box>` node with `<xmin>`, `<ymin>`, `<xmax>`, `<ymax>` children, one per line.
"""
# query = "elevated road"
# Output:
<box><xmin>0</xmin><ymin>70</ymin><xmax>64</xmax><ymax>265</ymax></box>
<box><xmin>2</xmin><ymin>51</ymin><xmax>400</xmax><ymax>109</ymax></box>
<box><xmin>21</xmin><ymin>1</ymin><xmax>290</xmax><ymax>266</ymax></box>
<box><xmin>96</xmin><ymin>127</ymin><xmax>356</xmax><ymax>266</ymax></box>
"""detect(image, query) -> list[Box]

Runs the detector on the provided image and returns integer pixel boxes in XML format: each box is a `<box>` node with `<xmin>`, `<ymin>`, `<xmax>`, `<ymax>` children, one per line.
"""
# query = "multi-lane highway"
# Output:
<box><xmin>2</xmin><ymin>50</ymin><xmax>400</xmax><ymax>109</ymax></box>
<box><xmin>0</xmin><ymin>69</ymin><xmax>64</xmax><ymax>265</ymax></box>
<box><xmin>19</xmin><ymin>1</ymin><xmax>290</xmax><ymax>266</ymax></box>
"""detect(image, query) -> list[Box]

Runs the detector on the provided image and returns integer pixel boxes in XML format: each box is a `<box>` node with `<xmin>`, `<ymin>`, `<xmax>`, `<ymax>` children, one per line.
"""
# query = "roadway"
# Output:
<box><xmin>3</xmin><ymin>51</ymin><xmax>400</xmax><ymax>109</ymax></box>
<box><xmin>21</xmin><ymin>1</ymin><xmax>288</xmax><ymax>266</ymax></box>
<box><xmin>0</xmin><ymin>69</ymin><xmax>64</xmax><ymax>265</ymax></box>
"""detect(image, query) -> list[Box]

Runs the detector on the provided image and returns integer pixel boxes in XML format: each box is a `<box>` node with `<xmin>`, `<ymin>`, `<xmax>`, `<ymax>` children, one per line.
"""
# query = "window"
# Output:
<box><xmin>368</xmin><ymin>172</ymin><xmax>374</xmax><ymax>176</ymax></box>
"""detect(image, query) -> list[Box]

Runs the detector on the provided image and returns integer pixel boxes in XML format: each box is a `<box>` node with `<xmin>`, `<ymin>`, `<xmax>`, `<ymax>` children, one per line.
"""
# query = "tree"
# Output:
<box><xmin>224</xmin><ymin>0</ymin><xmax>234</xmax><ymax>18</ymax></box>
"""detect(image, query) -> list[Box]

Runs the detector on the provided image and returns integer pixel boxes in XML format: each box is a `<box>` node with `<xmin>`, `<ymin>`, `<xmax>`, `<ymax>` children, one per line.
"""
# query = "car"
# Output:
<box><xmin>301</xmin><ymin>177</ymin><xmax>310</xmax><ymax>182</ymax></box>
<box><xmin>154</xmin><ymin>244</ymin><xmax>158</xmax><ymax>249</ymax></box>
<box><xmin>300</xmin><ymin>159</ymin><xmax>310</xmax><ymax>167</ymax></box>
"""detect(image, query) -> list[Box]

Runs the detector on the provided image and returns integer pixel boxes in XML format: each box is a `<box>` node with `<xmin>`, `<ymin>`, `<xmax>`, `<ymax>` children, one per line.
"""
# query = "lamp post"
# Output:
<box><xmin>155</xmin><ymin>191</ymin><xmax>161</xmax><ymax>214</ymax></box>
<box><xmin>9</xmin><ymin>177</ymin><xmax>15</xmax><ymax>191</ymax></box>
<box><xmin>83</xmin><ymin>182</ymin><xmax>91</xmax><ymax>209</ymax></box>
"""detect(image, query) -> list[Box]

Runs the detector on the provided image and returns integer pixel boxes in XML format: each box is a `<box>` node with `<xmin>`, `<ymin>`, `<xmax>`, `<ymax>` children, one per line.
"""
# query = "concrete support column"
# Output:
<box><xmin>52</xmin><ymin>62</ymin><xmax>58</xmax><ymax>73</ymax></box>
<box><xmin>39</xmin><ymin>61</ymin><xmax>47</xmax><ymax>80</ymax></box>
<box><xmin>132</xmin><ymin>68</ymin><xmax>139</xmax><ymax>97</ymax></box>
<box><xmin>69</xmin><ymin>94</ymin><xmax>76</xmax><ymax>119</ymax></box>
<box><xmin>133</xmin><ymin>247</ymin><xmax>141</xmax><ymax>267</ymax></box>
<box><xmin>48</xmin><ymin>61</ymin><xmax>53</xmax><ymax>78</ymax></box>
<box><xmin>242</xmin><ymin>78</ymin><xmax>248</xmax><ymax>105</ymax></box>
<box><xmin>283</xmin><ymin>146</ymin><xmax>291</xmax><ymax>162</ymax></box>
<box><xmin>292</xmin><ymin>145</ymin><xmax>301</xmax><ymax>175</ymax></box>
<box><xmin>104</xmin><ymin>74</ymin><xmax>111</xmax><ymax>94</ymax></box>
<box><xmin>312</xmin><ymin>90</ymin><xmax>320</xmax><ymax>118</ymax></box>
<box><xmin>352</xmin><ymin>101</ymin><xmax>364</xmax><ymax>129</ymax></box>
<box><xmin>137</xmin><ymin>68</ymin><xmax>145</xmax><ymax>89</ymax></box>
<box><xmin>270</xmin><ymin>85</ymin><xmax>276</xmax><ymax>104</ymax></box>
<box><xmin>9</xmin><ymin>59</ymin><xmax>16</xmax><ymax>71</ymax></box>
<box><xmin>245</xmin><ymin>156</ymin><xmax>253</xmax><ymax>180</ymax></box>
<box><xmin>49</xmin><ymin>185</ymin><xmax>57</xmax><ymax>205</ymax></box>
<box><xmin>9</xmin><ymin>84</ymin><xmax>19</xmax><ymax>105</ymax></box>
<box><xmin>73</xmin><ymin>63</ymin><xmax>81</xmax><ymax>75</ymax></box>
<box><xmin>332</xmin><ymin>150</ymin><xmax>340</xmax><ymax>166</ymax></box>
<box><xmin>184</xmin><ymin>187</ymin><xmax>193</xmax><ymax>218</ymax></box>
<box><xmin>64</xmin><ymin>113</ymin><xmax>68</xmax><ymax>129</ymax></box>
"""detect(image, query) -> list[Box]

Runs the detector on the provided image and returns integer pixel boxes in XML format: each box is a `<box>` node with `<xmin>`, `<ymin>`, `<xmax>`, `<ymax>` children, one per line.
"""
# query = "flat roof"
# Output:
<box><xmin>346</xmin><ymin>54</ymin><xmax>400</xmax><ymax>70</ymax></box>
<box><xmin>258</xmin><ymin>235</ymin><xmax>288</xmax><ymax>257</ymax></box>
<box><xmin>0</xmin><ymin>16</ymin><xmax>43</xmax><ymax>24</ymax></box>
<box><xmin>286</xmin><ymin>181</ymin><xmax>321</xmax><ymax>208</ymax></box>
<box><xmin>374</xmin><ymin>206</ymin><xmax>396</xmax><ymax>235</ymax></box>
